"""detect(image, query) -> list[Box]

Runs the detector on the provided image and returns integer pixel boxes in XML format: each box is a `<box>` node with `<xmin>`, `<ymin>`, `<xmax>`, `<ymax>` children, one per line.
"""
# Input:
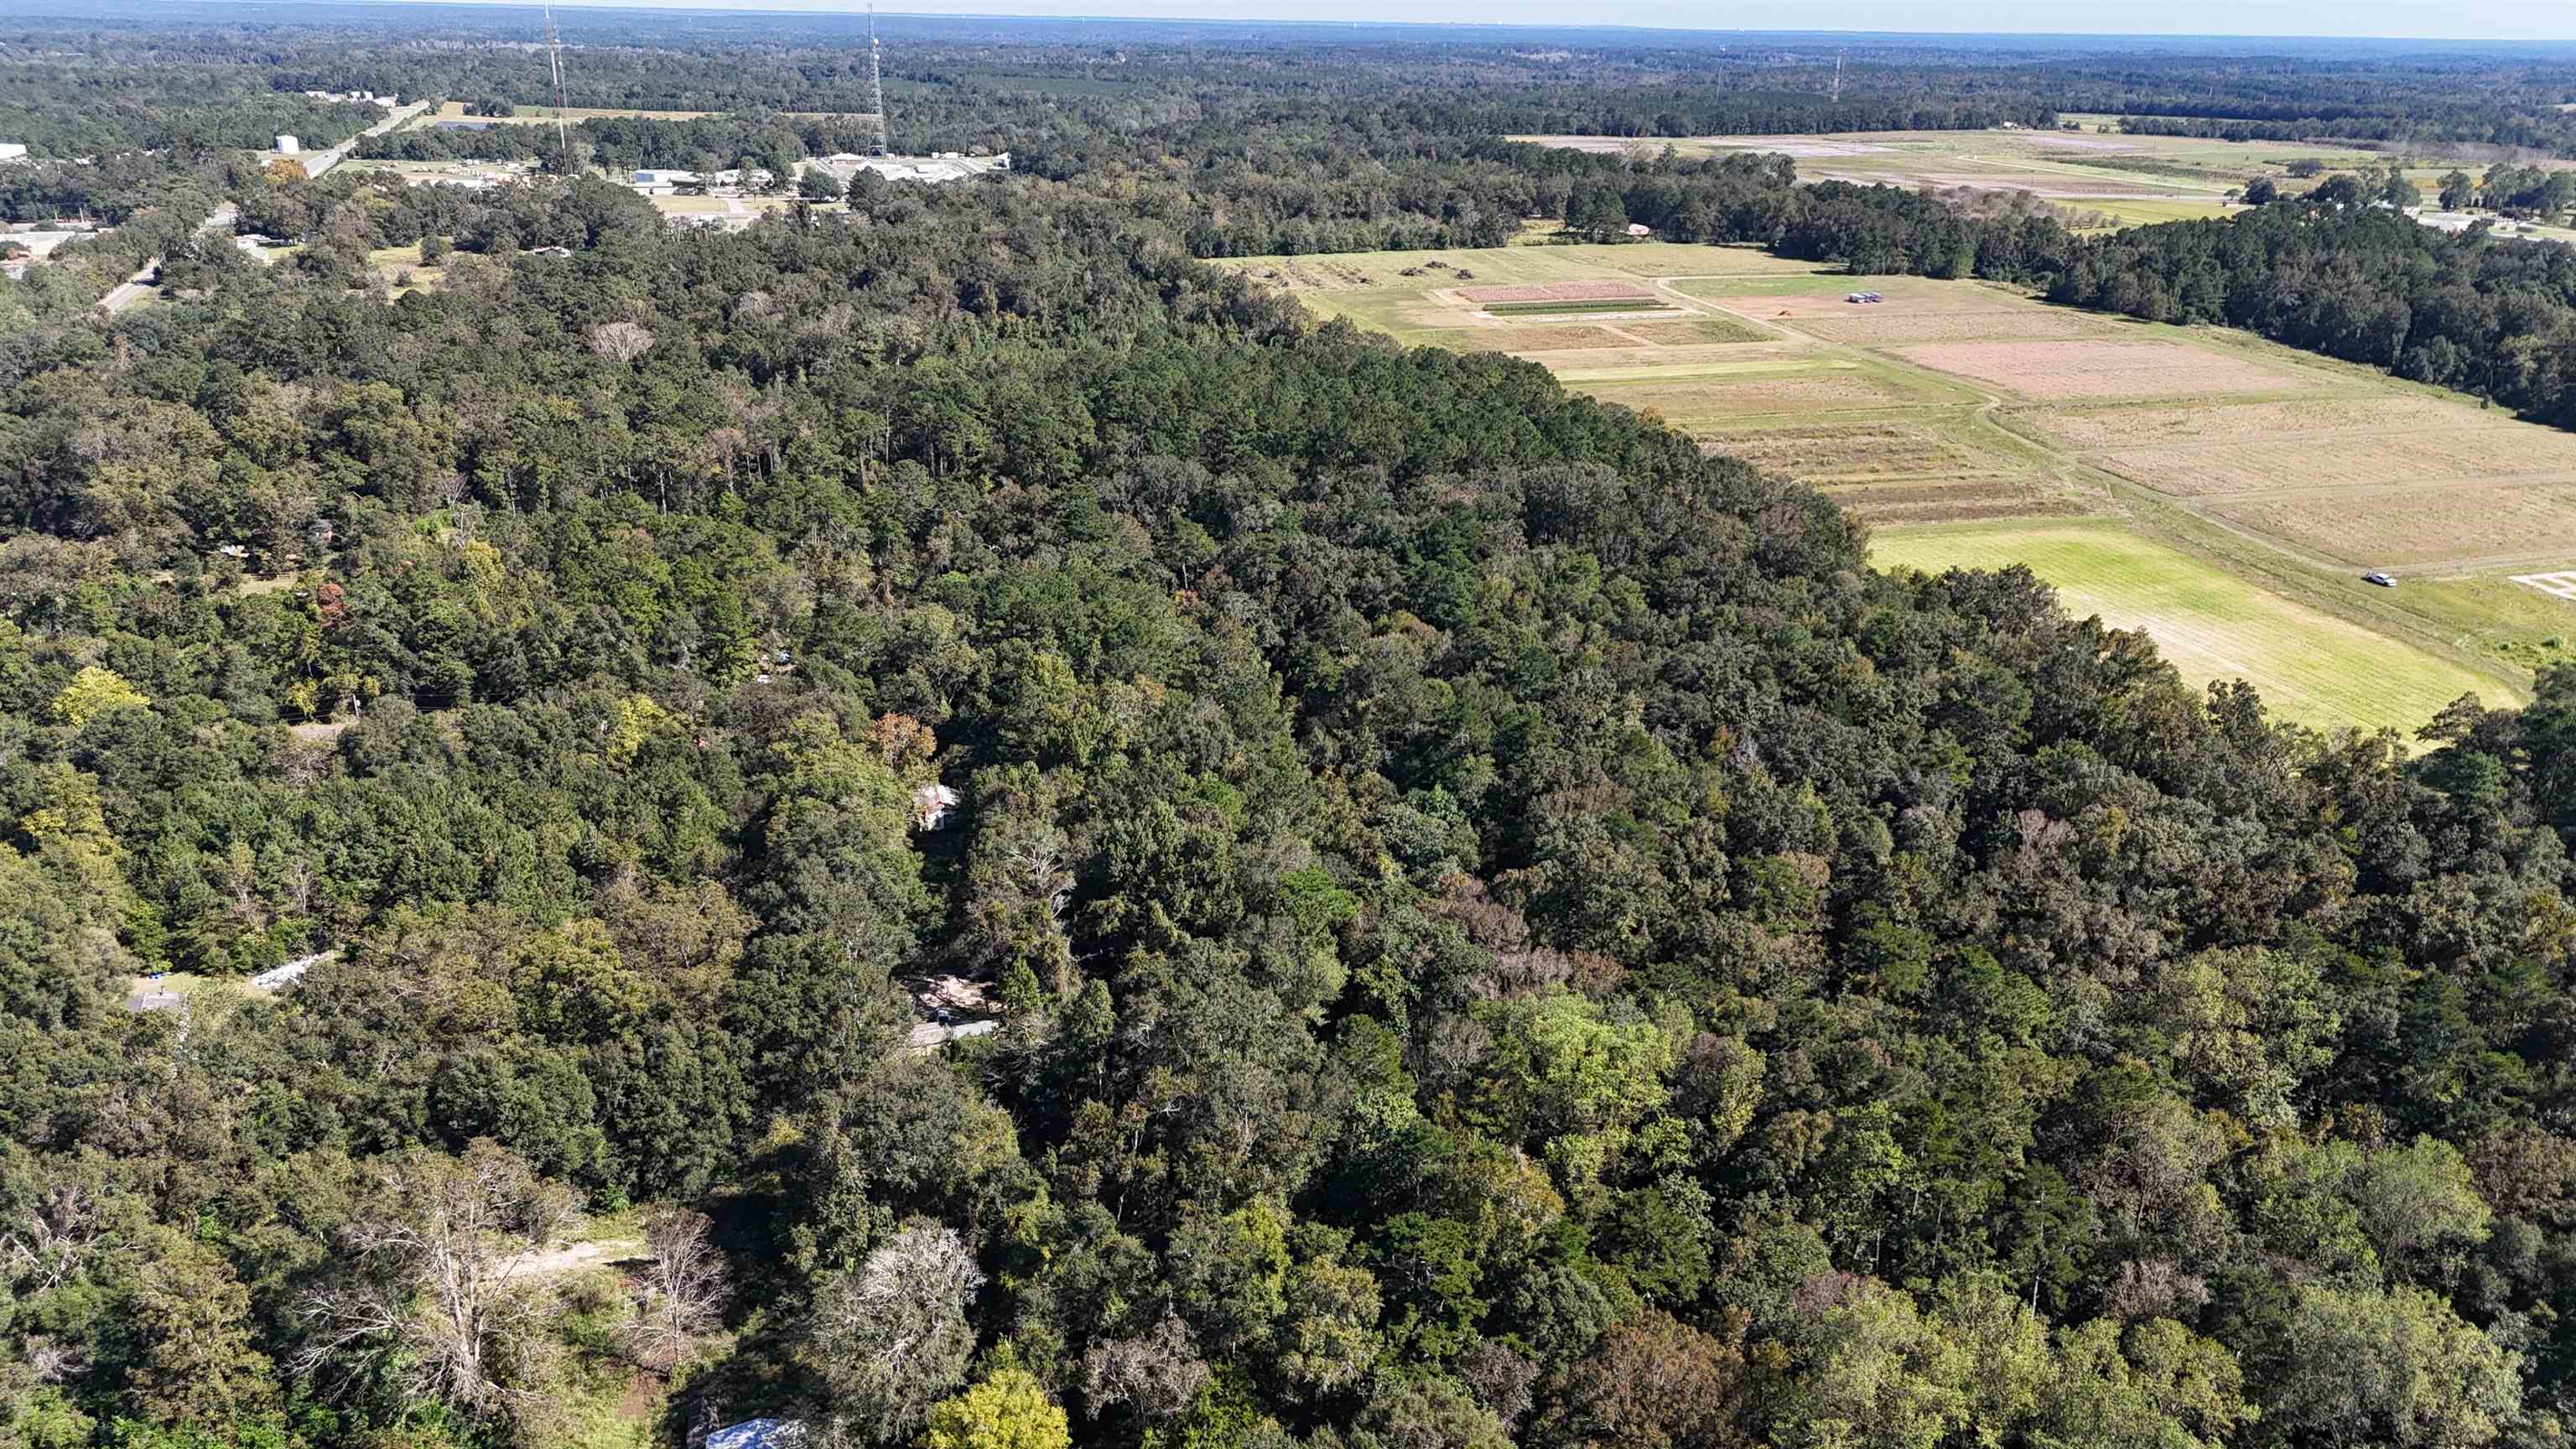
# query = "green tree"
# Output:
<box><xmin>120</xmin><ymin>1234</ymin><xmax>279</xmax><ymax>1428</ymax></box>
<box><xmin>924</xmin><ymin>1366</ymin><xmax>1070</xmax><ymax>1449</ymax></box>
<box><xmin>2265</xmin><ymin>1284</ymin><xmax>2520</xmax><ymax>1448</ymax></box>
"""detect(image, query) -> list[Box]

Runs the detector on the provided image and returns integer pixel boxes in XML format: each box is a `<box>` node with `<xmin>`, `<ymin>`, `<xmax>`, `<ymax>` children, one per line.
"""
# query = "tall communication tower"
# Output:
<box><xmin>869</xmin><ymin>4</ymin><xmax>891</xmax><ymax>156</ymax></box>
<box><xmin>1831</xmin><ymin>50</ymin><xmax>1845</xmax><ymax>103</ymax></box>
<box><xmin>543</xmin><ymin>2</ymin><xmax>570</xmax><ymax>163</ymax></box>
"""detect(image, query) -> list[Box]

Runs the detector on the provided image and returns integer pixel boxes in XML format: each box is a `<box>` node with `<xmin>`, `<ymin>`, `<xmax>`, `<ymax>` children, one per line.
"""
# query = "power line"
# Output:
<box><xmin>870</xmin><ymin>3</ymin><xmax>891</xmax><ymax>157</ymax></box>
<box><xmin>543</xmin><ymin>1</ymin><xmax>569</xmax><ymax>163</ymax></box>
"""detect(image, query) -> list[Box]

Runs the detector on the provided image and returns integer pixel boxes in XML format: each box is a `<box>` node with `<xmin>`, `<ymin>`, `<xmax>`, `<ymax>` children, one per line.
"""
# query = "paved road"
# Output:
<box><xmin>98</xmin><ymin>202</ymin><xmax>238</xmax><ymax>314</ymax></box>
<box><xmin>96</xmin><ymin>101</ymin><xmax>424</xmax><ymax>315</ymax></box>
<box><xmin>304</xmin><ymin>100</ymin><xmax>430</xmax><ymax>179</ymax></box>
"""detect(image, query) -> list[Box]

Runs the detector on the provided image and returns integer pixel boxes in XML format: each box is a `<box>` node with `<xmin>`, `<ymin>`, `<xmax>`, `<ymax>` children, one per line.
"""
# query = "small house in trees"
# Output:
<box><xmin>914</xmin><ymin>782</ymin><xmax>961</xmax><ymax>830</ymax></box>
<box><xmin>703</xmin><ymin>1420</ymin><xmax>805</xmax><ymax>1449</ymax></box>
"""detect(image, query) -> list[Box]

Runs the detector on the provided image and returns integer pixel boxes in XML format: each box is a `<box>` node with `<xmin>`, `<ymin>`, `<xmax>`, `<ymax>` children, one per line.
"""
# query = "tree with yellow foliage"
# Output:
<box><xmin>49</xmin><ymin>666</ymin><xmax>148</xmax><ymax>727</ymax></box>
<box><xmin>922</xmin><ymin>1367</ymin><xmax>1068</xmax><ymax>1449</ymax></box>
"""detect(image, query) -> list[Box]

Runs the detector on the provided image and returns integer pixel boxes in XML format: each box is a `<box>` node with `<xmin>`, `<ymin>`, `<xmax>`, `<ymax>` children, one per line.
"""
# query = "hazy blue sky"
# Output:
<box><xmin>434</xmin><ymin>0</ymin><xmax>2576</xmax><ymax>41</ymax></box>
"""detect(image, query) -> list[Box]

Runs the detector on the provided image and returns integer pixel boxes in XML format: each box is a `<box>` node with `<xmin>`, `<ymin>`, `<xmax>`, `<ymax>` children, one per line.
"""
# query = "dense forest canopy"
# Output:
<box><xmin>14</xmin><ymin>9</ymin><xmax>2576</xmax><ymax>1449</ymax></box>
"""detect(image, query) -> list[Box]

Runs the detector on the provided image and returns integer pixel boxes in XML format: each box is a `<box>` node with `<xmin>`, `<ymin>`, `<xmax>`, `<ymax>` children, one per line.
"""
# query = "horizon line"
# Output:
<box><xmin>122</xmin><ymin>0</ymin><xmax>2576</xmax><ymax>46</ymax></box>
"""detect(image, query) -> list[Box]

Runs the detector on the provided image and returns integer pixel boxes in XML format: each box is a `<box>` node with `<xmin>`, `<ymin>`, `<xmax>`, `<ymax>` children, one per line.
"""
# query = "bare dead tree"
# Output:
<box><xmin>584</xmin><ymin>320</ymin><xmax>657</xmax><ymax>365</ymax></box>
<box><xmin>291</xmin><ymin>1142</ymin><xmax>579</xmax><ymax>1421</ymax></box>
<box><xmin>620</xmin><ymin>1208</ymin><xmax>730</xmax><ymax>1373</ymax></box>
<box><xmin>2</xmin><ymin>1183</ymin><xmax>104</xmax><ymax>1295</ymax></box>
<box><xmin>808</xmin><ymin>1226</ymin><xmax>983</xmax><ymax>1442</ymax></box>
<box><xmin>1080</xmin><ymin>1312</ymin><xmax>1208</xmax><ymax>1422</ymax></box>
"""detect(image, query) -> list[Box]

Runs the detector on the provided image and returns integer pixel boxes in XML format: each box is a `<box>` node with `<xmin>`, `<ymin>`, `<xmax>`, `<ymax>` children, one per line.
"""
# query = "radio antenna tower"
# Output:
<box><xmin>543</xmin><ymin>2</ymin><xmax>570</xmax><ymax>162</ymax></box>
<box><xmin>869</xmin><ymin>3</ymin><xmax>891</xmax><ymax>156</ymax></box>
<box><xmin>1831</xmin><ymin>49</ymin><xmax>1845</xmax><ymax>102</ymax></box>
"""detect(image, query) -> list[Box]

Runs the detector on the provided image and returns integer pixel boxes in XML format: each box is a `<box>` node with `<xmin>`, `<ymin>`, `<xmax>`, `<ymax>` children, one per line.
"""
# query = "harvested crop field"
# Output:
<box><xmin>1787</xmin><ymin>308</ymin><xmax>2127</xmax><ymax>344</ymax></box>
<box><xmin>1888</xmin><ymin>340</ymin><xmax>2322</xmax><ymax>399</ymax></box>
<box><xmin>1906</xmin><ymin>172</ymin><xmax>2206</xmax><ymax>199</ymax></box>
<box><xmin>1701</xmin><ymin>423</ymin><xmax>2008</xmax><ymax>480</ymax></box>
<box><xmin>1827</xmin><ymin>478</ymin><xmax>2070</xmax><ymax>525</ymax></box>
<box><xmin>1457</xmin><ymin>281</ymin><xmax>1654</xmax><ymax>304</ymax></box>
<box><xmin>1236</xmin><ymin>258</ymin><xmax>1394</xmax><ymax>290</ymax></box>
<box><xmin>2208</xmin><ymin>481</ymin><xmax>2576</xmax><ymax>568</ymax></box>
<box><xmin>2015</xmin><ymin>395</ymin><xmax>2476</xmax><ymax>449</ymax></box>
<box><xmin>1486</xmin><ymin>299</ymin><xmax>1672</xmax><ymax>317</ymax></box>
<box><xmin>2012</xmin><ymin>393</ymin><xmax>2576</xmax><ymax>499</ymax></box>
<box><xmin>1511</xmin><ymin>134</ymin><xmax>1895</xmax><ymax>158</ymax></box>
<box><xmin>2097</xmin><ymin>429</ymin><xmax>2576</xmax><ymax>496</ymax></box>
<box><xmin>1693</xmin><ymin>281</ymin><xmax>2042</xmax><ymax>315</ymax></box>
<box><xmin>1589</xmin><ymin>371</ymin><xmax>1918</xmax><ymax>423</ymax></box>
<box><xmin>1617</xmin><ymin>317</ymin><xmax>1767</xmax><ymax>345</ymax></box>
<box><xmin>1449</xmin><ymin>325</ymin><xmax>1639</xmax><ymax>351</ymax></box>
<box><xmin>1870</xmin><ymin>519</ymin><xmax>2516</xmax><ymax>733</ymax></box>
<box><xmin>1544</xmin><ymin>346</ymin><xmax>1829</xmax><ymax>376</ymax></box>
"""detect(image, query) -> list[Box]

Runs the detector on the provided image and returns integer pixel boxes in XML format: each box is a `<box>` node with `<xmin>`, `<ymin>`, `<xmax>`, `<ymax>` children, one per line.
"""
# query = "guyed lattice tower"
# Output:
<box><xmin>869</xmin><ymin>5</ymin><xmax>891</xmax><ymax>156</ymax></box>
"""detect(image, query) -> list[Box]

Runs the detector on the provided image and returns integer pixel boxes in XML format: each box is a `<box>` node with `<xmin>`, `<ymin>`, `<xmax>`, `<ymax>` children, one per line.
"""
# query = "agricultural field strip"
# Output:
<box><xmin>2100</xmin><ymin>461</ymin><xmax>2576</xmax><ymax>504</ymax></box>
<box><xmin>1885</xmin><ymin>340</ymin><xmax>2336</xmax><ymax>399</ymax></box>
<box><xmin>1941</xmin><ymin>149</ymin><xmax>2231</xmax><ymax>194</ymax></box>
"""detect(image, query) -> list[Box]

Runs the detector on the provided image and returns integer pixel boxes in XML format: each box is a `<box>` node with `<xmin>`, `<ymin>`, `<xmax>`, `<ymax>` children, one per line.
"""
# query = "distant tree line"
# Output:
<box><xmin>0</xmin><ymin>64</ymin><xmax>381</xmax><ymax>157</ymax></box>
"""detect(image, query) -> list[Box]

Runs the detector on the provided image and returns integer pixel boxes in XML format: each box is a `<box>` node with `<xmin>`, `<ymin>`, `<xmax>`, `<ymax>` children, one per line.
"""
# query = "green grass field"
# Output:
<box><xmin>1512</xmin><ymin>123</ymin><xmax>2418</xmax><ymax>226</ymax></box>
<box><xmin>2067</xmin><ymin>198</ymin><xmax>2238</xmax><ymax>229</ymax></box>
<box><xmin>1872</xmin><ymin>519</ymin><xmax>2521</xmax><ymax>733</ymax></box>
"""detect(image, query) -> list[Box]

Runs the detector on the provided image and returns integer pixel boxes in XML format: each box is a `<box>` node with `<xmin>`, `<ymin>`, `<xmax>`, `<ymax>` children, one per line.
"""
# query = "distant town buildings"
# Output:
<box><xmin>804</xmin><ymin>151</ymin><xmax>1011</xmax><ymax>186</ymax></box>
<box><xmin>1</xmin><ymin>221</ymin><xmax>101</xmax><ymax>279</ymax></box>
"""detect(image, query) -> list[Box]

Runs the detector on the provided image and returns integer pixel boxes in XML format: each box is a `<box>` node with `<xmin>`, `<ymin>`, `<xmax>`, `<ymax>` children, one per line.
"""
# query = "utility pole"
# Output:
<box><xmin>543</xmin><ymin>2</ymin><xmax>570</xmax><ymax>164</ymax></box>
<box><xmin>869</xmin><ymin>3</ymin><xmax>891</xmax><ymax>156</ymax></box>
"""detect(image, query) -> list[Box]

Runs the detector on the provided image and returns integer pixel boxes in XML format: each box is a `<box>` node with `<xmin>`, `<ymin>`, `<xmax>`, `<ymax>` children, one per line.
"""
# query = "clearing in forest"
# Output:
<box><xmin>1871</xmin><ymin>519</ymin><xmax>2519</xmax><ymax>733</ymax></box>
<box><xmin>416</xmin><ymin>101</ymin><xmax>716</xmax><ymax>126</ymax></box>
<box><xmin>1228</xmin><ymin>242</ymin><xmax>2576</xmax><ymax>728</ymax></box>
<box><xmin>1509</xmin><ymin>122</ymin><xmax>2394</xmax><ymax>227</ymax></box>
